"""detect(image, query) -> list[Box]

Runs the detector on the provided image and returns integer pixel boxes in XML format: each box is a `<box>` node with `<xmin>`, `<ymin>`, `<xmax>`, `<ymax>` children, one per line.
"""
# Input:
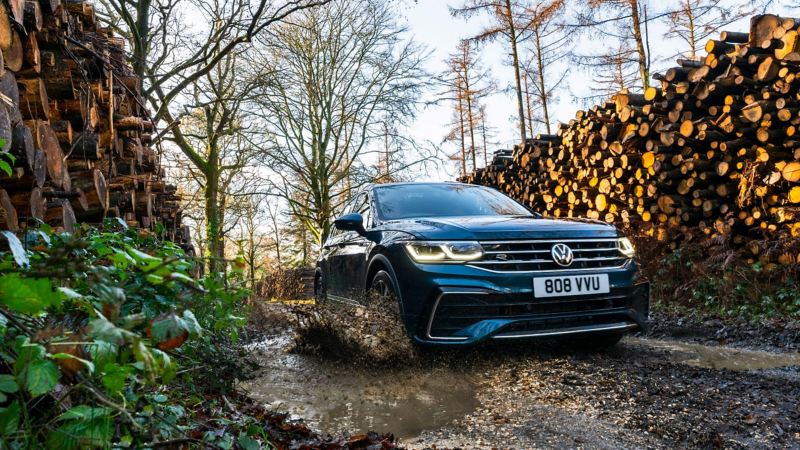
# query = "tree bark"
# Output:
<box><xmin>629</xmin><ymin>0</ymin><xmax>650</xmax><ymax>89</ymax></box>
<box><xmin>505</xmin><ymin>0</ymin><xmax>527</xmax><ymax>143</ymax></box>
<box><xmin>204</xmin><ymin>154</ymin><xmax>224</xmax><ymax>276</ymax></box>
<box><xmin>534</xmin><ymin>27</ymin><xmax>552</xmax><ymax>134</ymax></box>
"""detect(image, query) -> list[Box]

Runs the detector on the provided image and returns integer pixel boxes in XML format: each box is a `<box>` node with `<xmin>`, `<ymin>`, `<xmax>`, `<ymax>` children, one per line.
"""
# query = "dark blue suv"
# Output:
<box><xmin>315</xmin><ymin>182</ymin><xmax>649</xmax><ymax>346</ymax></box>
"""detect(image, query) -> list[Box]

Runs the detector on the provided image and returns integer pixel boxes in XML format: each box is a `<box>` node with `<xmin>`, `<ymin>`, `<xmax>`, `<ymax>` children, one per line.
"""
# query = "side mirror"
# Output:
<box><xmin>333</xmin><ymin>213</ymin><xmax>366</xmax><ymax>236</ymax></box>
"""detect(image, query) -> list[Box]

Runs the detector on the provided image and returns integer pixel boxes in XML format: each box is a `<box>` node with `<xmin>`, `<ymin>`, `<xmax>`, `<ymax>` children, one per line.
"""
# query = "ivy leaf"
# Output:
<box><xmin>52</xmin><ymin>353</ymin><xmax>95</xmax><ymax>374</ymax></box>
<box><xmin>181</xmin><ymin>310</ymin><xmax>202</xmax><ymax>336</ymax></box>
<box><xmin>100</xmin><ymin>363</ymin><xmax>132</xmax><ymax>394</ymax></box>
<box><xmin>133</xmin><ymin>340</ymin><xmax>156</xmax><ymax>382</ymax></box>
<box><xmin>47</xmin><ymin>416</ymin><xmax>113</xmax><ymax>449</ymax></box>
<box><xmin>110</xmin><ymin>249</ymin><xmax>136</xmax><ymax>269</ymax></box>
<box><xmin>25</xmin><ymin>359</ymin><xmax>59</xmax><ymax>397</ymax></box>
<box><xmin>0</xmin><ymin>401</ymin><xmax>20</xmax><ymax>436</ymax></box>
<box><xmin>13</xmin><ymin>338</ymin><xmax>46</xmax><ymax>375</ymax></box>
<box><xmin>86</xmin><ymin>341</ymin><xmax>118</xmax><ymax>371</ymax></box>
<box><xmin>24</xmin><ymin>229</ymin><xmax>51</xmax><ymax>248</ymax></box>
<box><xmin>91</xmin><ymin>284</ymin><xmax>126</xmax><ymax>305</ymax></box>
<box><xmin>0</xmin><ymin>159</ymin><xmax>12</xmax><ymax>177</ymax></box>
<box><xmin>88</xmin><ymin>316</ymin><xmax>134</xmax><ymax>345</ymax></box>
<box><xmin>1</xmin><ymin>231</ymin><xmax>29</xmax><ymax>267</ymax></box>
<box><xmin>145</xmin><ymin>273</ymin><xmax>164</xmax><ymax>285</ymax></box>
<box><xmin>126</xmin><ymin>247</ymin><xmax>161</xmax><ymax>265</ymax></box>
<box><xmin>0</xmin><ymin>374</ymin><xmax>18</xmax><ymax>393</ymax></box>
<box><xmin>169</xmin><ymin>272</ymin><xmax>197</xmax><ymax>285</ymax></box>
<box><xmin>238</xmin><ymin>435</ymin><xmax>260</xmax><ymax>450</ymax></box>
<box><xmin>151</xmin><ymin>349</ymin><xmax>175</xmax><ymax>383</ymax></box>
<box><xmin>58</xmin><ymin>405</ymin><xmax>112</xmax><ymax>422</ymax></box>
<box><xmin>0</xmin><ymin>274</ymin><xmax>62</xmax><ymax>314</ymax></box>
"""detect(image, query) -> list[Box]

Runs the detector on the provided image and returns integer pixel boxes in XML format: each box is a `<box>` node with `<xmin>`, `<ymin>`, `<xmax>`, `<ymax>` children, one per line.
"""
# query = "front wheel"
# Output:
<box><xmin>314</xmin><ymin>272</ymin><xmax>327</xmax><ymax>305</ymax></box>
<box><xmin>366</xmin><ymin>270</ymin><xmax>415</xmax><ymax>359</ymax></box>
<box><xmin>368</xmin><ymin>270</ymin><xmax>402</xmax><ymax>318</ymax></box>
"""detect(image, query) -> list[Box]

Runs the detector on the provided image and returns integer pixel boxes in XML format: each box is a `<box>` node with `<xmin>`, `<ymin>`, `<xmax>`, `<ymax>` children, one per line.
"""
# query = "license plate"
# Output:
<box><xmin>533</xmin><ymin>274</ymin><xmax>610</xmax><ymax>298</ymax></box>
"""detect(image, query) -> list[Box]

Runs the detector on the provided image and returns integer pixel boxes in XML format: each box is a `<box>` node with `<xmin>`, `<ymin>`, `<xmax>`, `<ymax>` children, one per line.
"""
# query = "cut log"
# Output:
<box><xmin>0</xmin><ymin>188</ymin><xmax>18</xmax><ymax>231</ymax></box>
<box><xmin>23</xmin><ymin>1</ymin><xmax>42</xmax><ymax>31</ymax></box>
<box><xmin>18</xmin><ymin>78</ymin><xmax>49</xmax><ymax>119</ymax></box>
<box><xmin>783</xmin><ymin>162</ymin><xmax>800</xmax><ymax>183</ymax></box>
<box><xmin>4</xmin><ymin>30</ymin><xmax>23</xmax><ymax>72</ymax></box>
<box><xmin>0</xmin><ymin>3</ymin><xmax>11</xmax><ymax>50</ymax></box>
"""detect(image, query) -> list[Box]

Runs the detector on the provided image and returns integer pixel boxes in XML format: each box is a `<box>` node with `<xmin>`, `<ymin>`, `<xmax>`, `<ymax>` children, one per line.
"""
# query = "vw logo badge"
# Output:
<box><xmin>551</xmin><ymin>243</ymin><xmax>574</xmax><ymax>267</ymax></box>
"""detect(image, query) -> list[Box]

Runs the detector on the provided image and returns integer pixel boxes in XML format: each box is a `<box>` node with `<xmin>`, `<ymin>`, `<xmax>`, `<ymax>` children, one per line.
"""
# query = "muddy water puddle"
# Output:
<box><xmin>241</xmin><ymin>333</ymin><xmax>800</xmax><ymax>439</ymax></box>
<box><xmin>241</xmin><ymin>335</ymin><xmax>479</xmax><ymax>439</ymax></box>
<box><xmin>626</xmin><ymin>337</ymin><xmax>800</xmax><ymax>371</ymax></box>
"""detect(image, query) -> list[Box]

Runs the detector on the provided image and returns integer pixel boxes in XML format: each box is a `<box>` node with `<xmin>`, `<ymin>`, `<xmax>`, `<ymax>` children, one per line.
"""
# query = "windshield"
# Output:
<box><xmin>373</xmin><ymin>184</ymin><xmax>532</xmax><ymax>220</ymax></box>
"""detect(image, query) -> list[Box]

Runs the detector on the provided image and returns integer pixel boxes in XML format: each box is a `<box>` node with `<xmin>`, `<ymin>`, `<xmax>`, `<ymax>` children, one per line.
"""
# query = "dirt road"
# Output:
<box><xmin>242</xmin><ymin>314</ymin><xmax>800</xmax><ymax>449</ymax></box>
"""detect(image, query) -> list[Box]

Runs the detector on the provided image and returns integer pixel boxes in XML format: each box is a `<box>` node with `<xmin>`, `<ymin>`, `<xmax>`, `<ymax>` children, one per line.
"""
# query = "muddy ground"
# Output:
<box><xmin>242</xmin><ymin>304</ymin><xmax>800</xmax><ymax>449</ymax></box>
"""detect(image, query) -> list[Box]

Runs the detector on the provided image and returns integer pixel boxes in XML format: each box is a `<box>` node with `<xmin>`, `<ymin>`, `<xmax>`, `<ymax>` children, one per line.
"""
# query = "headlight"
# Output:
<box><xmin>404</xmin><ymin>241</ymin><xmax>484</xmax><ymax>262</ymax></box>
<box><xmin>618</xmin><ymin>237</ymin><xmax>635</xmax><ymax>258</ymax></box>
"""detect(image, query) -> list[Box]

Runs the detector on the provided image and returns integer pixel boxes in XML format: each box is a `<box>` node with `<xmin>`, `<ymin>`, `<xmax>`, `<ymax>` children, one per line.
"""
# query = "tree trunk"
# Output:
<box><xmin>523</xmin><ymin>65</ymin><xmax>535</xmax><ymax>137</ymax></box>
<box><xmin>505</xmin><ymin>0</ymin><xmax>527</xmax><ymax>143</ymax></box>
<box><xmin>132</xmin><ymin>0</ymin><xmax>152</xmax><ymax>88</ymax></box>
<box><xmin>458</xmin><ymin>96</ymin><xmax>467</xmax><ymax>177</ymax></box>
<box><xmin>481</xmin><ymin>112</ymin><xmax>488</xmax><ymax>167</ymax></box>
<box><xmin>534</xmin><ymin>27</ymin><xmax>552</xmax><ymax>134</ymax></box>
<box><xmin>685</xmin><ymin>0</ymin><xmax>697</xmax><ymax>59</ymax></box>
<box><xmin>204</xmin><ymin>157</ymin><xmax>224</xmax><ymax>276</ymax></box>
<box><xmin>463</xmin><ymin>61</ymin><xmax>477</xmax><ymax>172</ymax></box>
<box><xmin>629</xmin><ymin>0</ymin><xmax>650</xmax><ymax>89</ymax></box>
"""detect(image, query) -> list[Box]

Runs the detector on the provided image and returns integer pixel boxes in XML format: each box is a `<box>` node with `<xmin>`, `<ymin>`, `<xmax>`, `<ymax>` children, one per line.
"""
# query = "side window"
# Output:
<box><xmin>353</xmin><ymin>193</ymin><xmax>372</xmax><ymax>230</ymax></box>
<box><xmin>359</xmin><ymin>193</ymin><xmax>372</xmax><ymax>229</ymax></box>
<box><xmin>328</xmin><ymin>198</ymin><xmax>355</xmax><ymax>243</ymax></box>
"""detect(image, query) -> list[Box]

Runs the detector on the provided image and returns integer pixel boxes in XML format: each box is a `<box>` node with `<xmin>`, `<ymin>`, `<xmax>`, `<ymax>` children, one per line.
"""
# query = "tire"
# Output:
<box><xmin>314</xmin><ymin>272</ymin><xmax>327</xmax><ymax>305</ymax></box>
<box><xmin>368</xmin><ymin>270</ymin><xmax>401</xmax><ymax>316</ymax></box>
<box><xmin>570</xmin><ymin>332</ymin><xmax>624</xmax><ymax>350</ymax></box>
<box><xmin>367</xmin><ymin>270</ymin><xmax>415</xmax><ymax>354</ymax></box>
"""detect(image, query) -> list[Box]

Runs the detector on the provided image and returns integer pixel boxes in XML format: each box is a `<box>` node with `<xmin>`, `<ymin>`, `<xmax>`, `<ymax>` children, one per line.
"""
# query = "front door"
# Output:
<box><xmin>336</xmin><ymin>192</ymin><xmax>372</xmax><ymax>302</ymax></box>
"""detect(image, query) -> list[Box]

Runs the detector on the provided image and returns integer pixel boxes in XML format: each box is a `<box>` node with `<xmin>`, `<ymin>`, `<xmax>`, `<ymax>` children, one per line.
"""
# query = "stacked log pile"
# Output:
<box><xmin>463</xmin><ymin>14</ymin><xmax>800</xmax><ymax>264</ymax></box>
<box><xmin>0</xmin><ymin>0</ymin><xmax>185</xmax><ymax>243</ymax></box>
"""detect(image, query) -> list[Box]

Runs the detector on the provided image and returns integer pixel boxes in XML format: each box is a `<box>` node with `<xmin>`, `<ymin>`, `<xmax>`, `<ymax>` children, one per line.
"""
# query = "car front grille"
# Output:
<box><xmin>468</xmin><ymin>239</ymin><xmax>628</xmax><ymax>272</ymax></box>
<box><xmin>427</xmin><ymin>290</ymin><xmax>635</xmax><ymax>339</ymax></box>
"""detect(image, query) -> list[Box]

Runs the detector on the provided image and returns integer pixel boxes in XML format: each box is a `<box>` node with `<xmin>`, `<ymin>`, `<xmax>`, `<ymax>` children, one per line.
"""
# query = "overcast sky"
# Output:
<box><xmin>399</xmin><ymin>0</ymin><xmax>793</xmax><ymax>181</ymax></box>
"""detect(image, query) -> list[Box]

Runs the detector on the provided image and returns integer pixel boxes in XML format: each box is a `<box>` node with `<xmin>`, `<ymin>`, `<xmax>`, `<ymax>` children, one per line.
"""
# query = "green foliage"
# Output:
<box><xmin>0</xmin><ymin>275</ymin><xmax>63</xmax><ymax>314</ymax></box>
<box><xmin>0</xmin><ymin>221</ymin><xmax>254</xmax><ymax>448</ymax></box>
<box><xmin>647</xmin><ymin>243</ymin><xmax>800</xmax><ymax>321</ymax></box>
<box><xmin>0</xmin><ymin>149</ymin><xmax>14</xmax><ymax>177</ymax></box>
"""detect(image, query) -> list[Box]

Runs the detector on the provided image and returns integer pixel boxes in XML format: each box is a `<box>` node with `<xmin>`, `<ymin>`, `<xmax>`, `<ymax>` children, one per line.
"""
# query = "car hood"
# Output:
<box><xmin>380</xmin><ymin>215</ymin><xmax>618</xmax><ymax>241</ymax></box>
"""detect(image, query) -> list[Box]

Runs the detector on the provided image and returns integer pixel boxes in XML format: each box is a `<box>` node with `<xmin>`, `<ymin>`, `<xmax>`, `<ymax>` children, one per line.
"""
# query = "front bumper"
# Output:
<box><xmin>416</xmin><ymin>283</ymin><xmax>649</xmax><ymax>345</ymax></box>
<box><xmin>387</xmin><ymin>247</ymin><xmax>649</xmax><ymax>345</ymax></box>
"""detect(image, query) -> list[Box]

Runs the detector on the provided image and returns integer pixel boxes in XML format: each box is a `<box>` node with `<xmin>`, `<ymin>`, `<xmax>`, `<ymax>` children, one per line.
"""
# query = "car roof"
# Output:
<box><xmin>370</xmin><ymin>181</ymin><xmax>481</xmax><ymax>189</ymax></box>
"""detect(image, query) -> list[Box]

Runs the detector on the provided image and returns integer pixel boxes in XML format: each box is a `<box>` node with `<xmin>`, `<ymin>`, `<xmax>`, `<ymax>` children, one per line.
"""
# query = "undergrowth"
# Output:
<box><xmin>634</xmin><ymin>234</ymin><xmax>800</xmax><ymax>322</ymax></box>
<box><xmin>0</xmin><ymin>220</ymin><xmax>267</xmax><ymax>449</ymax></box>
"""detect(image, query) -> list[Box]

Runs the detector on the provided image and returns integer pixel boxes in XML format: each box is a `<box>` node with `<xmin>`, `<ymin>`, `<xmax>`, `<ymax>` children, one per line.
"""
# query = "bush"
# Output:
<box><xmin>0</xmin><ymin>220</ymin><xmax>259</xmax><ymax>448</ymax></box>
<box><xmin>634</xmin><ymin>234</ymin><xmax>800</xmax><ymax>321</ymax></box>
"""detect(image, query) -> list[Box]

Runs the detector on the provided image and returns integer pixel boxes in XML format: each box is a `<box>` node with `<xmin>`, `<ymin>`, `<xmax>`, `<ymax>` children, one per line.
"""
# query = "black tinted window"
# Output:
<box><xmin>354</xmin><ymin>193</ymin><xmax>371</xmax><ymax>228</ymax></box>
<box><xmin>373</xmin><ymin>184</ymin><xmax>531</xmax><ymax>220</ymax></box>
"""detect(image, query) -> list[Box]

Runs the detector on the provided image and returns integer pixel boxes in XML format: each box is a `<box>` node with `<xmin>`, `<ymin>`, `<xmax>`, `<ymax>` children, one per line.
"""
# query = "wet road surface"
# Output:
<box><xmin>242</xmin><ymin>333</ymin><xmax>800</xmax><ymax>449</ymax></box>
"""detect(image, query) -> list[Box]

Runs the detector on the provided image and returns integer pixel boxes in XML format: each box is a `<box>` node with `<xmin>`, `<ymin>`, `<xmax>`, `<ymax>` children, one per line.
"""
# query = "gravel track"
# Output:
<box><xmin>245</xmin><ymin>304</ymin><xmax>800</xmax><ymax>449</ymax></box>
